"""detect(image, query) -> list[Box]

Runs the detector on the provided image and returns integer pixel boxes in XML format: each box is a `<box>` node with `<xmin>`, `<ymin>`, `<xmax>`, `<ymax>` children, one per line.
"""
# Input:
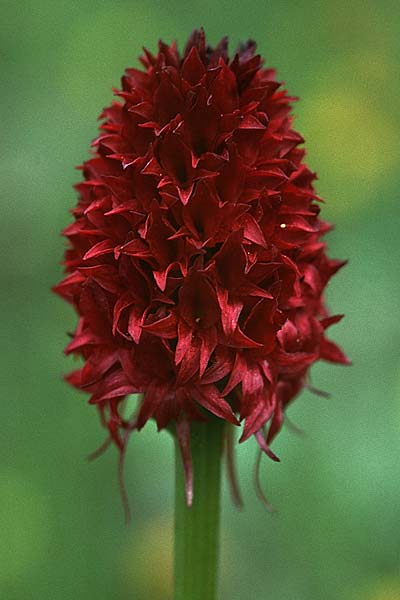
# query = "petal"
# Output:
<box><xmin>136</xmin><ymin>381</ymin><xmax>170</xmax><ymax>429</ymax></box>
<box><xmin>254</xmin><ymin>430</ymin><xmax>280</xmax><ymax>462</ymax></box>
<box><xmin>142</xmin><ymin>312</ymin><xmax>178</xmax><ymax>339</ymax></box>
<box><xmin>181</xmin><ymin>46</ymin><xmax>206</xmax><ymax>85</ymax></box>
<box><xmin>175</xmin><ymin>321</ymin><xmax>194</xmax><ymax>365</ymax></box>
<box><xmin>89</xmin><ymin>370</ymin><xmax>138</xmax><ymax>403</ymax></box>
<box><xmin>113</xmin><ymin>294</ymin><xmax>134</xmax><ymax>336</ymax></box>
<box><xmin>83</xmin><ymin>239</ymin><xmax>115</xmax><ymax>260</ymax></box>
<box><xmin>240</xmin><ymin>399</ymin><xmax>275</xmax><ymax>442</ymax></box>
<box><xmin>199</xmin><ymin>328</ymin><xmax>218</xmax><ymax>377</ymax></box>
<box><xmin>191</xmin><ymin>385</ymin><xmax>239</xmax><ymax>425</ymax></box>
<box><xmin>216</xmin><ymin>286</ymin><xmax>243</xmax><ymax>336</ymax></box>
<box><xmin>320</xmin><ymin>314</ymin><xmax>344</xmax><ymax>329</ymax></box>
<box><xmin>239</xmin><ymin>213</ymin><xmax>267</xmax><ymax>247</ymax></box>
<box><xmin>128</xmin><ymin>306</ymin><xmax>146</xmax><ymax>344</ymax></box>
<box><xmin>320</xmin><ymin>338</ymin><xmax>351</xmax><ymax>365</ymax></box>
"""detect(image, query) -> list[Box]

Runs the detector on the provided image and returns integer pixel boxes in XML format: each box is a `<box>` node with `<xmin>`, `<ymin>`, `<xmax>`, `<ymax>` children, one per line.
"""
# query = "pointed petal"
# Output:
<box><xmin>175</xmin><ymin>321</ymin><xmax>194</xmax><ymax>365</ymax></box>
<box><xmin>199</xmin><ymin>328</ymin><xmax>218</xmax><ymax>378</ymax></box>
<box><xmin>223</xmin><ymin>353</ymin><xmax>246</xmax><ymax>396</ymax></box>
<box><xmin>254</xmin><ymin>430</ymin><xmax>280</xmax><ymax>462</ymax></box>
<box><xmin>113</xmin><ymin>293</ymin><xmax>134</xmax><ymax>336</ymax></box>
<box><xmin>142</xmin><ymin>312</ymin><xmax>177</xmax><ymax>338</ymax></box>
<box><xmin>240</xmin><ymin>397</ymin><xmax>275</xmax><ymax>442</ymax></box>
<box><xmin>128</xmin><ymin>306</ymin><xmax>146</xmax><ymax>344</ymax></box>
<box><xmin>191</xmin><ymin>385</ymin><xmax>239</xmax><ymax>425</ymax></box>
<box><xmin>266</xmin><ymin>401</ymin><xmax>284</xmax><ymax>443</ymax></box>
<box><xmin>320</xmin><ymin>314</ymin><xmax>344</xmax><ymax>329</ymax></box>
<box><xmin>83</xmin><ymin>239</ymin><xmax>115</xmax><ymax>260</ymax></box>
<box><xmin>153</xmin><ymin>262</ymin><xmax>177</xmax><ymax>291</ymax></box>
<box><xmin>239</xmin><ymin>213</ymin><xmax>267</xmax><ymax>247</ymax></box>
<box><xmin>216</xmin><ymin>287</ymin><xmax>243</xmax><ymax>336</ymax></box>
<box><xmin>136</xmin><ymin>381</ymin><xmax>169</xmax><ymax>429</ymax></box>
<box><xmin>320</xmin><ymin>338</ymin><xmax>351</xmax><ymax>365</ymax></box>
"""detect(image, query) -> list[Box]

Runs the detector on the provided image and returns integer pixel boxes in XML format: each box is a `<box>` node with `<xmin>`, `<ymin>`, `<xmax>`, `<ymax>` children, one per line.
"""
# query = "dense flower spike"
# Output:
<box><xmin>55</xmin><ymin>29</ymin><xmax>349</xmax><ymax>504</ymax></box>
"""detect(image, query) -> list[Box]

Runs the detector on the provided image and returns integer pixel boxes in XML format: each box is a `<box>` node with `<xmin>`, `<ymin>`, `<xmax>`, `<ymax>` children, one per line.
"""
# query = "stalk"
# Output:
<box><xmin>174</xmin><ymin>419</ymin><xmax>224</xmax><ymax>600</ymax></box>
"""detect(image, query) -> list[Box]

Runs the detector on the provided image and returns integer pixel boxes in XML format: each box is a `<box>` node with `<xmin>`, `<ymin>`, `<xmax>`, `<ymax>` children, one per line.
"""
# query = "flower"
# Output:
<box><xmin>54</xmin><ymin>28</ymin><xmax>349</xmax><ymax>506</ymax></box>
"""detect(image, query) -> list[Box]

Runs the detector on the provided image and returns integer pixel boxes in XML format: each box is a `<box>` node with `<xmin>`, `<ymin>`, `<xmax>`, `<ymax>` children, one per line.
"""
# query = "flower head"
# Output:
<box><xmin>54</xmin><ymin>29</ymin><xmax>349</xmax><ymax>505</ymax></box>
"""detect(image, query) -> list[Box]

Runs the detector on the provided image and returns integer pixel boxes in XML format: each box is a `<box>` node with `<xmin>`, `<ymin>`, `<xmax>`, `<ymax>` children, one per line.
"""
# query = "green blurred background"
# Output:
<box><xmin>1</xmin><ymin>1</ymin><xmax>399</xmax><ymax>598</ymax></box>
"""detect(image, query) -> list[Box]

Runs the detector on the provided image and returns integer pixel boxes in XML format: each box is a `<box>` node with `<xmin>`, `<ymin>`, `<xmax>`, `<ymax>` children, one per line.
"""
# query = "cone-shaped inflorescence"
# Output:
<box><xmin>54</xmin><ymin>29</ymin><xmax>349</xmax><ymax>505</ymax></box>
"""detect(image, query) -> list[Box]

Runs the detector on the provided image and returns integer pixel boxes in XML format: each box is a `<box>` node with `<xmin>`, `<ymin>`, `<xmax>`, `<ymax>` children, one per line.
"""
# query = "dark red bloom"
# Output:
<box><xmin>54</xmin><ymin>29</ymin><xmax>349</xmax><ymax>506</ymax></box>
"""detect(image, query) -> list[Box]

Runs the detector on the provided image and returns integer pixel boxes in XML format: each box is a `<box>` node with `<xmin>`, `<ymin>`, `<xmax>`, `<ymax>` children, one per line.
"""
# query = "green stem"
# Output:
<box><xmin>174</xmin><ymin>419</ymin><xmax>224</xmax><ymax>600</ymax></box>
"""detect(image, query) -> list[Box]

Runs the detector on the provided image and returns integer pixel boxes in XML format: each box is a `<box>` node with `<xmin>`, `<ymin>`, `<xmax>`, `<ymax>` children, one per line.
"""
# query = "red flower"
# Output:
<box><xmin>54</xmin><ymin>29</ymin><xmax>349</xmax><ymax>506</ymax></box>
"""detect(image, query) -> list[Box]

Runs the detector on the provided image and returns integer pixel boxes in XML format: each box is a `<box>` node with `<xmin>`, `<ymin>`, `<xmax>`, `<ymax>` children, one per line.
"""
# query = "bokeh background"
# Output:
<box><xmin>1</xmin><ymin>1</ymin><xmax>399</xmax><ymax>598</ymax></box>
